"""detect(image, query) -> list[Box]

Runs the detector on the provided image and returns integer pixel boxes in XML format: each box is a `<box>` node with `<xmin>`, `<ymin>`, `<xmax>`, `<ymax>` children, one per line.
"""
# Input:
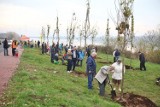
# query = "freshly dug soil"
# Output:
<box><xmin>115</xmin><ymin>93</ymin><xmax>157</xmax><ymax>107</ymax></box>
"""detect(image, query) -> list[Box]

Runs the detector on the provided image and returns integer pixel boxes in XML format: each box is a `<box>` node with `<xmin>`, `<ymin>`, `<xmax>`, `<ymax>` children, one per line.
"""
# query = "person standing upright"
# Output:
<box><xmin>115</xmin><ymin>49</ymin><xmax>120</xmax><ymax>62</ymax></box>
<box><xmin>12</xmin><ymin>40</ymin><xmax>17</xmax><ymax>56</ymax></box>
<box><xmin>50</xmin><ymin>43</ymin><xmax>56</xmax><ymax>63</ymax></box>
<box><xmin>113</xmin><ymin>49</ymin><xmax>116</xmax><ymax>62</ymax></box>
<box><xmin>86</xmin><ymin>52</ymin><xmax>97</xmax><ymax>89</ymax></box>
<box><xmin>72</xmin><ymin>46</ymin><xmax>79</xmax><ymax>71</ymax></box>
<box><xmin>111</xmin><ymin>58</ymin><xmax>125</xmax><ymax>92</ymax></box>
<box><xmin>67</xmin><ymin>49</ymin><xmax>73</xmax><ymax>73</ymax></box>
<box><xmin>86</xmin><ymin>45</ymin><xmax>91</xmax><ymax>57</ymax></box>
<box><xmin>77</xmin><ymin>49</ymin><xmax>85</xmax><ymax>66</ymax></box>
<box><xmin>139</xmin><ymin>51</ymin><xmax>146</xmax><ymax>71</ymax></box>
<box><xmin>37</xmin><ymin>40</ymin><xmax>40</xmax><ymax>48</ymax></box>
<box><xmin>3</xmin><ymin>38</ymin><xmax>9</xmax><ymax>56</ymax></box>
<box><xmin>42</xmin><ymin>42</ymin><xmax>45</xmax><ymax>54</ymax></box>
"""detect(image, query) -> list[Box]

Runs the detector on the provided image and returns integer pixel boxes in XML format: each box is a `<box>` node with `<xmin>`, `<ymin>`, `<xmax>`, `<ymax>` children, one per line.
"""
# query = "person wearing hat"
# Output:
<box><xmin>111</xmin><ymin>58</ymin><xmax>125</xmax><ymax>92</ymax></box>
<box><xmin>95</xmin><ymin>66</ymin><xmax>114</xmax><ymax>96</ymax></box>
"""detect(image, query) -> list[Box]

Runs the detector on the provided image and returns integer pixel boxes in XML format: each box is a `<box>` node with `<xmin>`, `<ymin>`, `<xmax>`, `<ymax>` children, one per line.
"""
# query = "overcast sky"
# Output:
<box><xmin>0</xmin><ymin>0</ymin><xmax>160</xmax><ymax>38</ymax></box>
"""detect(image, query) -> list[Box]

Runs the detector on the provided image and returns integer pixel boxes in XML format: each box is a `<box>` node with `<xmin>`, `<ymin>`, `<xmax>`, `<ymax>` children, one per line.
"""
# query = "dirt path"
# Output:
<box><xmin>0</xmin><ymin>46</ymin><xmax>23</xmax><ymax>96</ymax></box>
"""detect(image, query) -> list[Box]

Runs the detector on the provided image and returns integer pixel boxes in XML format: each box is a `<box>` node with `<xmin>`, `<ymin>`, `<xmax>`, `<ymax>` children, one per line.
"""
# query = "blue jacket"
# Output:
<box><xmin>78</xmin><ymin>51</ymin><xmax>85</xmax><ymax>60</ymax></box>
<box><xmin>115</xmin><ymin>50</ymin><xmax>120</xmax><ymax>57</ymax></box>
<box><xmin>86</xmin><ymin>56</ymin><xmax>96</xmax><ymax>74</ymax></box>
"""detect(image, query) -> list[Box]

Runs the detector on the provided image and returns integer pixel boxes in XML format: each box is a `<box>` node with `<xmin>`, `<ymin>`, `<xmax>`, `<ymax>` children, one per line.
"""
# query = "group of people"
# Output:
<box><xmin>2</xmin><ymin>38</ymin><xmax>18</xmax><ymax>56</ymax></box>
<box><xmin>65</xmin><ymin>46</ymin><xmax>85</xmax><ymax>73</ymax></box>
<box><xmin>87</xmin><ymin>50</ymin><xmax>146</xmax><ymax>97</ymax></box>
<box><xmin>4</xmin><ymin>38</ymin><xmax>145</xmax><ymax>97</ymax></box>
<box><xmin>23</xmin><ymin>40</ymin><xmax>40</xmax><ymax>48</ymax></box>
<box><xmin>40</xmin><ymin>41</ymin><xmax>146</xmax><ymax>97</ymax></box>
<box><xmin>86</xmin><ymin>51</ymin><xmax>124</xmax><ymax>96</ymax></box>
<box><xmin>47</xmin><ymin>42</ymin><xmax>86</xmax><ymax>73</ymax></box>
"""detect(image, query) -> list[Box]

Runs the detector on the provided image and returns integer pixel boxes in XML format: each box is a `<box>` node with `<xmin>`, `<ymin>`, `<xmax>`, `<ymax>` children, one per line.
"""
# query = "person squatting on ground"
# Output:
<box><xmin>3</xmin><ymin>38</ymin><xmax>9</xmax><ymax>56</ymax></box>
<box><xmin>67</xmin><ymin>49</ymin><xmax>73</xmax><ymax>73</ymax></box>
<box><xmin>95</xmin><ymin>66</ymin><xmax>114</xmax><ymax>96</ymax></box>
<box><xmin>138</xmin><ymin>51</ymin><xmax>146</xmax><ymax>71</ymax></box>
<box><xmin>54</xmin><ymin>53</ymin><xmax>59</xmax><ymax>64</ymax></box>
<box><xmin>86</xmin><ymin>51</ymin><xmax>97</xmax><ymax>89</ymax></box>
<box><xmin>111</xmin><ymin>58</ymin><xmax>125</xmax><ymax>92</ymax></box>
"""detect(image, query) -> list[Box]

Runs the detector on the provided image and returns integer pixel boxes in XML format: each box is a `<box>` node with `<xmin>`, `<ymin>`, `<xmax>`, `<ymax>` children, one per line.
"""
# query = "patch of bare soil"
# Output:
<box><xmin>71</xmin><ymin>71</ymin><xmax>86</xmax><ymax>77</ymax></box>
<box><xmin>98</xmin><ymin>61</ymin><xmax>113</xmax><ymax>64</ymax></box>
<box><xmin>115</xmin><ymin>93</ymin><xmax>157</xmax><ymax>107</ymax></box>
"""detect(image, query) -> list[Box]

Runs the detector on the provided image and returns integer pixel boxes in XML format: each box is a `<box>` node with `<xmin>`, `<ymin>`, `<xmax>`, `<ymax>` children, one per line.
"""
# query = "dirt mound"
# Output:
<box><xmin>116</xmin><ymin>93</ymin><xmax>157</xmax><ymax>107</ymax></box>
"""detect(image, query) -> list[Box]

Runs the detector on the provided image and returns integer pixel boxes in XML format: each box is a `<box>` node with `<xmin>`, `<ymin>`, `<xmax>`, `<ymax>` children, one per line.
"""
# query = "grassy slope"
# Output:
<box><xmin>0</xmin><ymin>48</ymin><xmax>121</xmax><ymax>107</ymax></box>
<box><xmin>0</xmin><ymin>48</ymin><xmax>160</xmax><ymax>107</ymax></box>
<box><xmin>99</xmin><ymin>53</ymin><xmax>160</xmax><ymax>106</ymax></box>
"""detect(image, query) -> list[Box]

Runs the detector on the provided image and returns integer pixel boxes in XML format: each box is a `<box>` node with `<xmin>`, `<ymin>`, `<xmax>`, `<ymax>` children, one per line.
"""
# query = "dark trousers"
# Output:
<box><xmin>72</xmin><ymin>58</ymin><xmax>77</xmax><ymax>71</ymax></box>
<box><xmin>12</xmin><ymin>48</ymin><xmax>16</xmax><ymax>56</ymax></box>
<box><xmin>88</xmin><ymin>73</ymin><xmax>94</xmax><ymax>89</ymax></box>
<box><xmin>98</xmin><ymin>79</ymin><xmax>107</xmax><ymax>96</ymax></box>
<box><xmin>140</xmin><ymin>62</ymin><xmax>146</xmax><ymax>71</ymax></box>
<box><xmin>4</xmin><ymin>48</ymin><xmax>8</xmax><ymax>56</ymax></box>
<box><xmin>42</xmin><ymin>47</ymin><xmax>45</xmax><ymax>54</ymax></box>
<box><xmin>51</xmin><ymin>53</ymin><xmax>55</xmax><ymax>63</ymax></box>
<box><xmin>113</xmin><ymin>57</ymin><xmax>116</xmax><ymax>62</ymax></box>
<box><xmin>67</xmin><ymin>59</ymin><xmax>72</xmax><ymax>71</ymax></box>
<box><xmin>77</xmin><ymin>59</ymin><xmax>83</xmax><ymax>66</ymax></box>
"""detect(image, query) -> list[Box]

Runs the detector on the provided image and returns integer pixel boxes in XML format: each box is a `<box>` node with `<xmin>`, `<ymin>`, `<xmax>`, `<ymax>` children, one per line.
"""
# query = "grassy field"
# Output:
<box><xmin>0</xmin><ymin>48</ymin><xmax>160</xmax><ymax>107</ymax></box>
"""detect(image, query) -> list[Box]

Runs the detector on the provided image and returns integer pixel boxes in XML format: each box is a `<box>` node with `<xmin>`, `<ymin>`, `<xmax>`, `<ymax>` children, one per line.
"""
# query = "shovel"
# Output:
<box><xmin>107</xmin><ymin>75</ymin><xmax>116</xmax><ymax>99</ymax></box>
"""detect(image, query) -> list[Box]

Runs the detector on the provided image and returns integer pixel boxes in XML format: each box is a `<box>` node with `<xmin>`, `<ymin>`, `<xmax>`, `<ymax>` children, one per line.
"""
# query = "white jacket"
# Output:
<box><xmin>112</xmin><ymin>62</ymin><xmax>125</xmax><ymax>80</ymax></box>
<box><xmin>95</xmin><ymin>66</ymin><xmax>110</xmax><ymax>84</ymax></box>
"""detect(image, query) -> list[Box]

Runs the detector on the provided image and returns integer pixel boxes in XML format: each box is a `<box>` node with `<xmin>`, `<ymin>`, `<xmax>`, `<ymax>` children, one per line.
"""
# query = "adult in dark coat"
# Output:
<box><xmin>71</xmin><ymin>46</ymin><xmax>79</xmax><ymax>71</ymax></box>
<box><xmin>37</xmin><ymin>40</ymin><xmax>40</xmax><ymax>48</ymax></box>
<box><xmin>86</xmin><ymin>52</ymin><xmax>97</xmax><ymax>89</ymax></box>
<box><xmin>3</xmin><ymin>38</ymin><xmax>9</xmax><ymax>56</ymax></box>
<box><xmin>50</xmin><ymin>43</ymin><xmax>56</xmax><ymax>63</ymax></box>
<box><xmin>139</xmin><ymin>52</ymin><xmax>146</xmax><ymax>71</ymax></box>
<box><xmin>42</xmin><ymin>42</ymin><xmax>45</xmax><ymax>54</ymax></box>
<box><xmin>115</xmin><ymin>49</ymin><xmax>120</xmax><ymax>62</ymax></box>
<box><xmin>86</xmin><ymin>45</ymin><xmax>91</xmax><ymax>57</ymax></box>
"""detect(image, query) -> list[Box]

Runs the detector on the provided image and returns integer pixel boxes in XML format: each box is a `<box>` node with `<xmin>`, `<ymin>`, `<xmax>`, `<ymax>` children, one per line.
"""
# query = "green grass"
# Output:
<box><xmin>0</xmin><ymin>48</ymin><xmax>160</xmax><ymax>107</ymax></box>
